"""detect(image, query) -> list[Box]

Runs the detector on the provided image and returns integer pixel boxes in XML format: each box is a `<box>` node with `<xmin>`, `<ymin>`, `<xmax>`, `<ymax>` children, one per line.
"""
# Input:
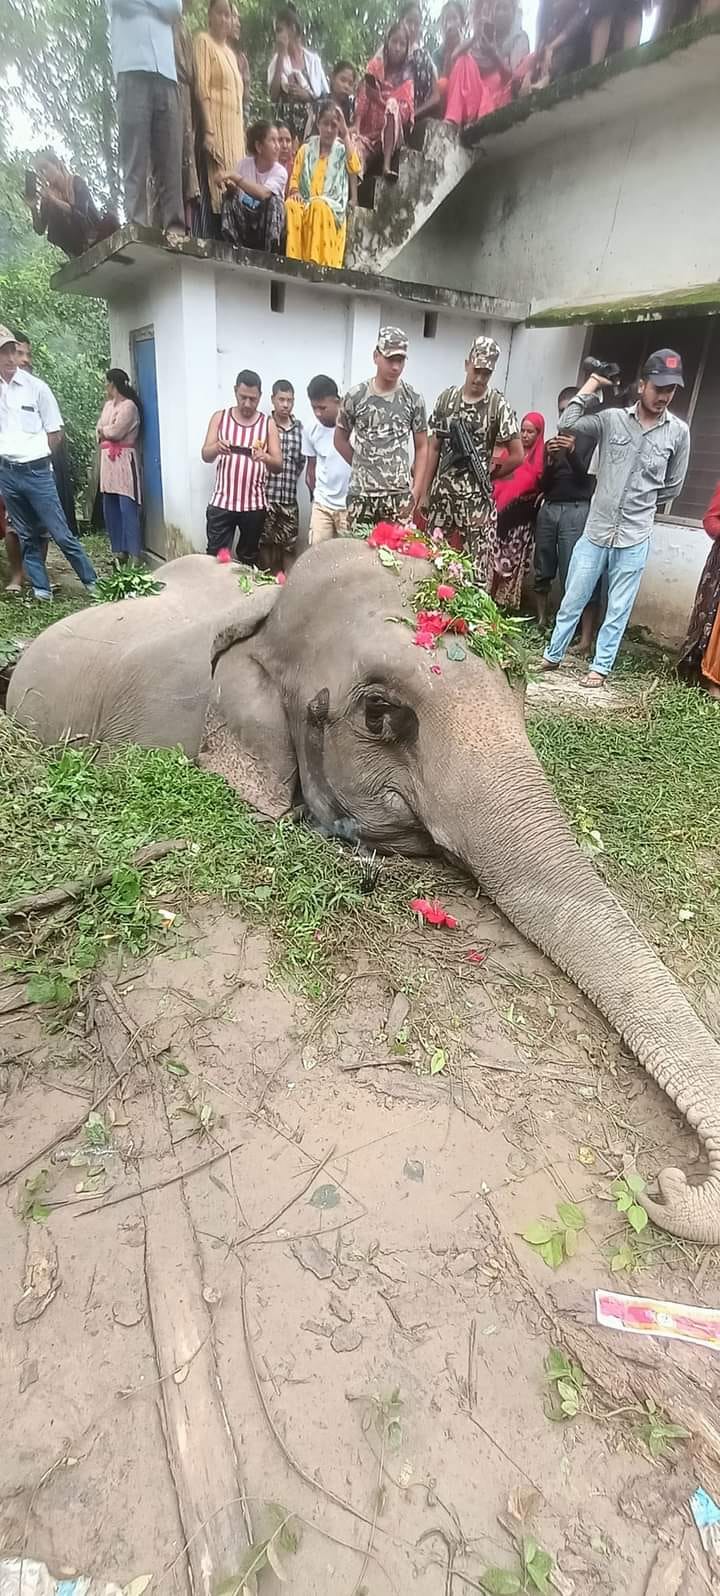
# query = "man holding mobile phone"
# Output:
<box><xmin>201</xmin><ymin>369</ymin><xmax>282</xmax><ymax>563</ymax></box>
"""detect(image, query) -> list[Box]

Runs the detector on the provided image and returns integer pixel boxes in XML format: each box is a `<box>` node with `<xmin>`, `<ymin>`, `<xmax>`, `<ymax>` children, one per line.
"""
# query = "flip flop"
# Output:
<box><xmin>580</xmin><ymin>672</ymin><xmax>606</xmax><ymax>688</ymax></box>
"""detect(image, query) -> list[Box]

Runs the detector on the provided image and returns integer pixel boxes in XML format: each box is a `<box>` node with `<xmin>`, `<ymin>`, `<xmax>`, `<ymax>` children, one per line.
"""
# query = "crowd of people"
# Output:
<box><xmin>2</xmin><ymin>316</ymin><xmax>719</xmax><ymax>700</ymax></box>
<box><xmin>24</xmin><ymin>0</ymin><xmax>711</xmax><ymax>273</ymax></box>
<box><xmin>196</xmin><ymin>324</ymin><xmax>720</xmax><ymax>698</ymax></box>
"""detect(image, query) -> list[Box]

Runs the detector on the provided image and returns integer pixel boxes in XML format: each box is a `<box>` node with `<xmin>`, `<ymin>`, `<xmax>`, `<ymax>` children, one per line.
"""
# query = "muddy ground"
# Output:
<box><xmin>2</xmin><ymin>876</ymin><xmax>719</xmax><ymax>1595</ymax></box>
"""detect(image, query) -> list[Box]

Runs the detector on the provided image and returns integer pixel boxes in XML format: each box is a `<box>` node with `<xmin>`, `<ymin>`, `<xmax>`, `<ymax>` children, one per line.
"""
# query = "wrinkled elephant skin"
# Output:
<box><xmin>9</xmin><ymin>544</ymin><xmax>720</xmax><ymax>1244</ymax></box>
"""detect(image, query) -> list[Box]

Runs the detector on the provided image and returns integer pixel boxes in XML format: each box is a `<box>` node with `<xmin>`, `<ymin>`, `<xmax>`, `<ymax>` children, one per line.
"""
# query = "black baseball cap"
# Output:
<box><xmin>642</xmin><ymin>349</ymin><xmax>684</xmax><ymax>388</ymax></box>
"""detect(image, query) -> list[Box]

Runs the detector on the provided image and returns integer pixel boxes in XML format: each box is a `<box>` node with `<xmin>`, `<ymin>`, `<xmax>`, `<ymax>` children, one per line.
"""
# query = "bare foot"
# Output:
<box><xmin>580</xmin><ymin>671</ymin><xmax>606</xmax><ymax>688</ymax></box>
<box><xmin>382</xmin><ymin>168</ymin><xmax>398</xmax><ymax>183</ymax></box>
<box><xmin>706</xmin><ymin>683</ymin><xmax>720</xmax><ymax>701</ymax></box>
<box><xmin>539</xmin><ymin>658</ymin><xmax>560</xmax><ymax>672</ymax></box>
<box><xmin>5</xmin><ymin>581</ymin><xmax>22</xmax><ymax>594</ymax></box>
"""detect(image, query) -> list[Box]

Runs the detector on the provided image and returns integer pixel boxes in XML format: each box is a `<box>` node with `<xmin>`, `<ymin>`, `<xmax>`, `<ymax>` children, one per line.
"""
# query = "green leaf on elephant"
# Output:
<box><xmin>522</xmin><ymin>1221</ymin><xmax>556</xmax><ymax>1246</ymax></box>
<box><xmin>237</xmin><ymin>574</ymin><xmax>254</xmax><ymax>593</ymax></box>
<box><xmin>445</xmin><ymin>639</ymin><xmax>466</xmax><ymax>662</ymax></box>
<box><xmin>377</xmin><ymin>548</ymin><xmax>400</xmax><ymax>570</ymax></box>
<box><xmin>627</xmin><ymin>1202</ymin><xmax>648</xmax><ymax>1233</ymax></box>
<box><xmin>557</xmin><ymin>1201</ymin><xmax>585</xmax><ymax>1231</ymax></box>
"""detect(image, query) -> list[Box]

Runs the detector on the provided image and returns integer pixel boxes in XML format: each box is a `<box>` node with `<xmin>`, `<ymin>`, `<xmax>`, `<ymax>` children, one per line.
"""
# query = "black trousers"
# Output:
<box><xmin>206</xmin><ymin>504</ymin><xmax>266</xmax><ymax>563</ymax></box>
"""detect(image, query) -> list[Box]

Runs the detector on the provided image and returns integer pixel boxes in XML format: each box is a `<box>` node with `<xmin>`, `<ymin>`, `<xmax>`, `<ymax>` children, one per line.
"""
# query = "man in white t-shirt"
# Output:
<box><xmin>302</xmin><ymin>374</ymin><xmax>351</xmax><ymax>543</ymax></box>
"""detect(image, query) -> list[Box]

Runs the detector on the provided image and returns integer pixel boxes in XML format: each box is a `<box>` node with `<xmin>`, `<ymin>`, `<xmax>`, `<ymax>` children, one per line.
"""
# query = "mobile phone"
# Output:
<box><xmin>24</xmin><ymin>168</ymin><xmax>37</xmax><ymax>203</ymax></box>
<box><xmin>228</xmin><ymin>444</ymin><xmax>253</xmax><ymax>456</ymax></box>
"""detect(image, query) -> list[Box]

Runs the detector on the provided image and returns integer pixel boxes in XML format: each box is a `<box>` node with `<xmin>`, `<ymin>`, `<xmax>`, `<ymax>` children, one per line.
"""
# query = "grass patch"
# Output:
<box><xmin>0</xmin><ymin>722</ymin><xmax>431</xmax><ymax>1002</ymax></box>
<box><xmin>529</xmin><ymin>680</ymin><xmax>720</xmax><ymax>978</ymax></box>
<box><xmin>0</xmin><ymin>533</ymin><xmax>113</xmax><ymax>666</ymax></box>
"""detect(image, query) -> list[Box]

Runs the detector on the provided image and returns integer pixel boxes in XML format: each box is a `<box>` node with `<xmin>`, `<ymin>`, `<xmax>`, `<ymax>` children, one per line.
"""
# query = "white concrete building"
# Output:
<box><xmin>55</xmin><ymin>15</ymin><xmax>720</xmax><ymax>643</ymax></box>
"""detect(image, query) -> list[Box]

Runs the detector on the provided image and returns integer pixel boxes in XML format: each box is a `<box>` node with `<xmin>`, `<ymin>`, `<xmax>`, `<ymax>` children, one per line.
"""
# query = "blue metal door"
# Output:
<box><xmin>132</xmin><ymin>329</ymin><xmax>165</xmax><ymax>559</ymax></box>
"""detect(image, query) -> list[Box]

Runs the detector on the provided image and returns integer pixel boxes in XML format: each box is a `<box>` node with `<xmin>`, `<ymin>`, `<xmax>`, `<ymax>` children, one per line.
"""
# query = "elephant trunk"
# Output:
<box><xmin>424</xmin><ymin>727</ymin><xmax>720</xmax><ymax>1244</ymax></box>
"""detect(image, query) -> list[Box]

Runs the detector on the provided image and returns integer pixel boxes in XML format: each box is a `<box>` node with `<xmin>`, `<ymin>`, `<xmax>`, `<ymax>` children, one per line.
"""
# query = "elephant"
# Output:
<box><xmin>8</xmin><ymin>542</ymin><xmax>720</xmax><ymax>1244</ymax></box>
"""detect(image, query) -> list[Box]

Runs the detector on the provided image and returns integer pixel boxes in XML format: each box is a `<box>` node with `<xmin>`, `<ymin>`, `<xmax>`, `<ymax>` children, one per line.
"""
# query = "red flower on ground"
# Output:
<box><xmin>448</xmin><ymin>616</ymin><xmax>468</xmax><ymax>634</ymax></box>
<box><xmin>437</xmin><ymin>584</ymin><xmax>456</xmax><ymax>601</ymax></box>
<box><xmin>413</xmin><ymin>629</ymin><xmax>437</xmax><ymax>650</ymax></box>
<box><xmin>430</xmin><ymin>664</ymin><xmax>442</xmax><ymax>675</ymax></box>
<box><xmin>466</xmin><ymin>949</ymin><xmax>486</xmax><ymax>964</ymax></box>
<box><xmin>403</xmin><ymin>539</ymin><xmax>431</xmax><ymax>559</ymax></box>
<box><xmin>410</xmin><ymin>897</ymin><xmax>458</xmax><ymax>929</ymax></box>
<box><xmin>216</xmin><ymin>548</ymin><xmax>232</xmax><ymax>564</ymax></box>
<box><xmin>276</xmin><ymin>571</ymin><xmax>287</xmax><ymax>584</ymax></box>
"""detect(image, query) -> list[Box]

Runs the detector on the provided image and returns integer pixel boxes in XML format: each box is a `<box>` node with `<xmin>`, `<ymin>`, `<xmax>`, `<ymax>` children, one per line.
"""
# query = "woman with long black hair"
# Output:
<box><xmin>96</xmin><ymin>369</ymin><xmax>144</xmax><ymax>562</ymax></box>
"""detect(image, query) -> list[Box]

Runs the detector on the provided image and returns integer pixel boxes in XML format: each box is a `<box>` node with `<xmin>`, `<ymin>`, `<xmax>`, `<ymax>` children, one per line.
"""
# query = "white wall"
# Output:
<box><xmin>109</xmin><ymin>259</ymin><xmax>509</xmax><ymax>554</ymax></box>
<box><xmin>393</xmin><ymin>81</ymin><xmax>719</xmax><ymax>311</ymax></box>
<box><xmin>634</xmin><ymin>519</ymin><xmax>708</xmax><ymax>646</ymax></box>
<box><xmin>505</xmin><ymin>324</ymin><xmax>587</xmax><ymax>430</ymax></box>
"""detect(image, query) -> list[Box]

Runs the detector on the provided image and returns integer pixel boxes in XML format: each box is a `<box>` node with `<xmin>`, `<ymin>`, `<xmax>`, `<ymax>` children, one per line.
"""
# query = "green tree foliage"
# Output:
<box><xmin>0</xmin><ymin>0</ymin><xmax>118</xmax><ymax>201</ymax></box>
<box><xmin>0</xmin><ymin>241</ymin><xmax>109</xmax><ymax>489</ymax></box>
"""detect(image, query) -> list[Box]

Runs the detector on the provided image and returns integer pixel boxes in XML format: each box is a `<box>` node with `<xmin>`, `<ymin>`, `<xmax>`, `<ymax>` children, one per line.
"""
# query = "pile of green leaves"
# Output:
<box><xmin>94</xmin><ymin>564</ymin><xmax>164</xmax><ymax>602</ymax></box>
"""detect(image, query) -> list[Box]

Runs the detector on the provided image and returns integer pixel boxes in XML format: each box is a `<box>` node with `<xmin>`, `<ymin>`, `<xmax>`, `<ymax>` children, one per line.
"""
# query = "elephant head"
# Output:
<box><xmin>202</xmin><ymin>538</ymin><xmax>720</xmax><ymax>1245</ymax></box>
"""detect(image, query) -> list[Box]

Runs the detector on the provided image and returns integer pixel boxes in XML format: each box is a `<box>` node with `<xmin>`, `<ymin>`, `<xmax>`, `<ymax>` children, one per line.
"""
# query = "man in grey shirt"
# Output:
<box><xmin>541</xmin><ymin>349</ymin><xmax>690</xmax><ymax>685</ymax></box>
<box><xmin>108</xmin><ymin>0</ymin><xmax>185</xmax><ymax>238</ymax></box>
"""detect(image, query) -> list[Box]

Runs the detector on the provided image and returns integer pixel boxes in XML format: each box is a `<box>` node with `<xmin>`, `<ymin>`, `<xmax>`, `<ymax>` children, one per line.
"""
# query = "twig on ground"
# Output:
<box><xmin>72</xmin><ymin>1141</ymin><xmax>243</xmax><ymax>1218</ymax></box>
<box><xmin>236</xmin><ymin>1144</ymin><xmax>337</xmax><ymax>1246</ymax></box>
<box><xmin>3</xmin><ymin>839</ymin><xmax>187</xmax><ymax>918</ymax></box>
<box><xmin>0</xmin><ymin>1065</ymin><xmax>137</xmax><ymax>1189</ymax></box>
<box><xmin>350</xmin><ymin>1427</ymin><xmax>385</xmax><ymax>1596</ymax></box>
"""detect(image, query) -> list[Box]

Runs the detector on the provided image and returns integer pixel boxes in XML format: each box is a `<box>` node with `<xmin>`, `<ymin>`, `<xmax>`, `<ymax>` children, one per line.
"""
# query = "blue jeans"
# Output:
<box><xmin>0</xmin><ymin>458</ymin><xmax>97</xmax><ymax>597</ymax></box>
<box><xmin>544</xmin><ymin>534</ymin><xmax>650</xmax><ymax>676</ymax></box>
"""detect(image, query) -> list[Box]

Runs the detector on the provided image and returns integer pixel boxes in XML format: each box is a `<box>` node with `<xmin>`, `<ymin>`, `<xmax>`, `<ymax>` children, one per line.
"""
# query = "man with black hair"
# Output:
<box><xmin>534</xmin><ymin>383</ymin><xmax>597</xmax><ymax>641</ymax></box>
<box><xmin>201</xmin><ymin>370</ymin><xmax>281</xmax><ymax>562</ymax></box>
<box><xmin>303</xmin><ymin>374</ymin><xmax>351</xmax><ymax>543</ymax></box>
<box><xmin>261</xmin><ymin>378</ymin><xmax>304</xmax><ymax>572</ymax></box>
<box><xmin>542</xmin><ymin>351</ymin><xmax>690</xmax><ymax>685</ymax></box>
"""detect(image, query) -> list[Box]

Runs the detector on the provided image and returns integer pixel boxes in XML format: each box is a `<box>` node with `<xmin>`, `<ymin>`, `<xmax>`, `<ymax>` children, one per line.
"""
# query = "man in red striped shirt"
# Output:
<box><xmin>202</xmin><ymin>370</ymin><xmax>282</xmax><ymax>562</ymax></box>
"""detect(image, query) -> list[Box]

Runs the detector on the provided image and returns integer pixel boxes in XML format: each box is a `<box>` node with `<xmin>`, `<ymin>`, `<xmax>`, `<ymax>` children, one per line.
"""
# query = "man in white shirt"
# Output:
<box><xmin>0</xmin><ymin>328</ymin><xmax>96</xmax><ymax>600</ymax></box>
<box><xmin>107</xmin><ymin>0</ymin><xmax>185</xmax><ymax>238</ymax></box>
<box><xmin>303</xmin><ymin>374</ymin><xmax>351</xmax><ymax>543</ymax></box>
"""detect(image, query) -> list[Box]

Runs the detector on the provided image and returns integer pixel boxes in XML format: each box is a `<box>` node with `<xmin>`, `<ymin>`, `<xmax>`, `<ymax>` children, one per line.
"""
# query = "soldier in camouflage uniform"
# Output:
<box><xmin>418</xmin><ymin>335</ymin><xmax>522</xmax><ymax>588</ymax></box>
<box><xmin>335</xmin><ymin>327</ymin><xmax>428</xmax><ymax>532</ymax></box>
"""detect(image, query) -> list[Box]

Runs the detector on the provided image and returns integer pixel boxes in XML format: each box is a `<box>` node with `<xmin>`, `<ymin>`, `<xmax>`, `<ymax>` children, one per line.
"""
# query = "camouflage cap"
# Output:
<box><xmin>377</xmin><ymin>325</ymin><xmax>409</xmax><ymax>357</ymax></box>
<box><xmin>0</xmin><ymin>325</ymin><xmax>16</xmax><ymax>349</ymax></box>
<box><xmin>468</xmin><ymin>335</ymin><xmax>500</xmax><ymax>371</ymax></box>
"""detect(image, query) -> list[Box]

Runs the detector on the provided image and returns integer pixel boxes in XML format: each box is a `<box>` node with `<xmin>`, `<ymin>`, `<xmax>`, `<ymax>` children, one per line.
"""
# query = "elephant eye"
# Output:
<box><xmin>362</xmin><ymin>692</ymin><xmax>419</xmax><ymax>746</ymax></box>
<box><xmin>364</xmin><ymin>694</ymin><xmax>389</xmax><ymax>736</ymax></box>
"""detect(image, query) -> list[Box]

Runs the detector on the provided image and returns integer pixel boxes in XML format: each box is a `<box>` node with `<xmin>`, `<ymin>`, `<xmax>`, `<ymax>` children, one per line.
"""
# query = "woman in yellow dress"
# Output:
<box><xmin>193</xmin><ymin>0</ymin><xmax>245</xmax><ymax>237</ymax></box>
<box><xmin>285</xmin><ymin>101</ymin><xmax>361</xmax><ymax>269</ymax></box>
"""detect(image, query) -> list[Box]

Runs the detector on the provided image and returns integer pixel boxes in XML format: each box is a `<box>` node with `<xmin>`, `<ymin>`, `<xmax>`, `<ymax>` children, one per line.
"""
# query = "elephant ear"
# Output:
<box><xmin>199</xmin><ymin>589</ymin><xmax>298</xmax><ymax>818</ymax></box>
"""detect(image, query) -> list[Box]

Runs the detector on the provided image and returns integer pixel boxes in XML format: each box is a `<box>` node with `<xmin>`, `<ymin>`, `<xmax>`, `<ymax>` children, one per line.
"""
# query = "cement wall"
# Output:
<box><xmin>108</xmin><ymin>265</ymin><xmax>704</xmax><ymax>646</ymax></box>
<box><xmin>392</xmin><ymin>81</ymin><xmax>718</xmax><ymax>310</ymax></box>
<box><xmin>108</xmin><ymin>257</ymin><xmax>509</xmax><ymax>553</ymax></box>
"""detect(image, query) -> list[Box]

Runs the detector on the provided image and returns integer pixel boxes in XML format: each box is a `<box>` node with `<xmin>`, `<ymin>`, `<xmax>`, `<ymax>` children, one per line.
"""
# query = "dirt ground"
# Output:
<box><xmin>2</xmin><ymin>879</ymin><xmax>719</xmax><ymax>1595</ymax></box>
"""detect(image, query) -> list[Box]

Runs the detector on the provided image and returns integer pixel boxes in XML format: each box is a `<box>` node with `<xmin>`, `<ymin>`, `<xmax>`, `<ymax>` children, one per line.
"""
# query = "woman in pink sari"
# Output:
<box><xmin>445</xmin><ymin>0</ymin><xmax>529</xmax><ymax>125</ymax></box>
<box><xmin>355</xmin><ymin>23</ymin><xmax>415</xmax><ymax>179</ymax></box>
<box><xmin>492</xmin><ymin>411</ymin><xmax>545</xmax><ymax>609</ymax></box>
